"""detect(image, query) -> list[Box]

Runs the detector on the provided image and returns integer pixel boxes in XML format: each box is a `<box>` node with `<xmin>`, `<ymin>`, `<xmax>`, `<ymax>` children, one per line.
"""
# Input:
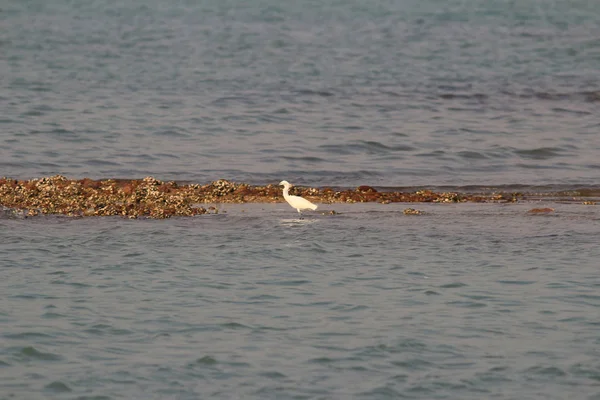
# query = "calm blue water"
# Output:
<box><xmin>2</xmin><ymin>1</ymin><xmax>600</xmax><ymax>399</ymax></box>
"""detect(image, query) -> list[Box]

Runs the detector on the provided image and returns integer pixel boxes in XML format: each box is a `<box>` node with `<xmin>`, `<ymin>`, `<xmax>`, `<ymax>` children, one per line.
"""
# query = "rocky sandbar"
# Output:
<box><xmin>0</xmin><ymin>175</ymin><xmax>595</xmax><ymax>218</ymax></box>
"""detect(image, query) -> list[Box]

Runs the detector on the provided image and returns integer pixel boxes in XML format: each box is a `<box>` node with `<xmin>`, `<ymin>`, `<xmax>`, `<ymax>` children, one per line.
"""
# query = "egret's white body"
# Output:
<box><xmin>279</xmin><ymin>180</ymin><xmax>318</xmax><ymax>216</ymax></box>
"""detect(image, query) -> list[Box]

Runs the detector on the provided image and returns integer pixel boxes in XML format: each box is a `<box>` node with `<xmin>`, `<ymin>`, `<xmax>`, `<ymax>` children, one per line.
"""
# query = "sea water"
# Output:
<box><xmin>1</xmin><ymin>0</ymin><xmax>600</xmax><ymax>398</ymax></box>
<box><xmin>2</xmin><ymin>203</ymin><xmax>600</xmax><ymax>399</ymax></box>
<box><xmin>1</xmin><ymin>0</ymin><xmax>599</xmax><ymax>187</ymax></box>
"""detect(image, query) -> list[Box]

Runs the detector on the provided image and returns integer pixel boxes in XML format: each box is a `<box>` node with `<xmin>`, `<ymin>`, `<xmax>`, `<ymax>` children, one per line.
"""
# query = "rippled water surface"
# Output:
<box><xmin>2</xmin><ymin>203</ymin><xmax>600</xmax><ymax>399</ymax></box>
<box><xmin>2</xmin><ymin>0</ymin><xmax>600</xmax><ymax>186</ymax></box>
<box><xmin>2</xmin><ymin>0</ymin><xmax>600</xmax><ymax>399</ymax></box>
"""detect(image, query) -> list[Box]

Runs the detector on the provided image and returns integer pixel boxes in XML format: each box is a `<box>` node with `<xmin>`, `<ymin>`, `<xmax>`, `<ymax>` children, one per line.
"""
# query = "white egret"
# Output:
<box><xmin>279</xmin><ymin>180</ymin><xmax>318</xmax><ymax>217</ymax></box>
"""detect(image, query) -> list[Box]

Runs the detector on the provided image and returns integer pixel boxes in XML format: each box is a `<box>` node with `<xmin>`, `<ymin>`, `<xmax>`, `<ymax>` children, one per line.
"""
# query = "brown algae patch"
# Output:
<box><xmin>0</xmin><ymin>175</ymin><xmax>579</xmax><ymax>219</ymax></box>
<box><xmin>528</xmin><ymin>208</ymin><xmax>555</xmax><ymax>214</ymax></box>
<box><xmin>403</xmin><ymin>208</ymin><xmax>425</xmax><ymax>215</ymax></box>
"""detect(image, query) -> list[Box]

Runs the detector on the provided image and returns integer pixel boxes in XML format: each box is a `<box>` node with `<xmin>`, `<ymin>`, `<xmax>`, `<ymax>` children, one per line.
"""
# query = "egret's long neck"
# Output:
<box><xmin>282</xmin><ymin>186</ymin><xmax>290</xmax><ymax>199</ymax></box>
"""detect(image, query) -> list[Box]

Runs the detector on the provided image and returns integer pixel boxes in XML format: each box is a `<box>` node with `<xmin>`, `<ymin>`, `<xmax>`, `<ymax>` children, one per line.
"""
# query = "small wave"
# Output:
<box><xmin>437</xmin><ymin>90</ymin><xmax>600</xmax><ymax>104</ymax></box>
<box><xmin>533</xmin><ymin>91</ymin><xmax>600</xmax><ymax>103</ymax></box>
<box><xmin>320</xmin><ymin>141</ymin><xmax>415</xmax><ymax>155</ymax></box>
<box><xmin>307</xmin><ymin>356</ymin><xmax>335</xmax><ymax>364</ymax></box>
<box><xmin>359</xmin><ymin>385</ymin><xmax>403</xmax><ymax>398</ymax></box>
<box><xmin>569</xmin><ymin>363</ymin><xmax>600</xmax><ymax>381</ymax></box>
<box><xmin>255</xmin><ymin>279</ymin><xmax>311</xmax><ymax>286</ymax></box>
<box><xmin>42</xmin><ymin>312</ymin><xmax>67</xmax><ymax>319</ymax></box>
<box><xmin>27</xmin><ymin>128</ymin><xmax>79</xmax><ymax>139</ymax></box>
<box><xmin>447</xmin><ymin>300</ymin><xmax>488</xmax><ymax>308</ymax></box>
<box><xmin>457</xmin><ymin>151</ymin><xmax>488</xmax><ymax>160</ymax></box>
<box><xmin>85</xmin><ymin>159</ymin><xmax>122</xmax><ymax>167</ymax></box>
<box><xmin>44</xmin><ymin>381</ymin><xmax>72</xmax><ymax>393</ymax></box>
<box><xmin>220</xmin><ymin>322</ymin><xmax>252</xmax><ymax>330</ymax></box>
<box><xmin>514</xmin><ymin>147</ymin><xmax>564</xmax><ymax>160</ymax></box>
<box><xmin>247</xmin><ymin>294</ymin><xmax>282</xmax><ymax>301</ymax></box>
<box><xmin>18</xmin><ymin>346</ymin><xmax>62</xmax><ymax>361</ymax></box>
<box><xmin>152</xmin><ymin>127</ymin><xmax>190</xmax><ymax>138</ymax></box>
<box><xmin>439</xmin><ymin>282</ymin><xmax>468</xmax><ymax>289</ymax></box>
<box><xmin>210</xmin><ymin>96</ymin><xmax>255</xmax><ymax>107</ymax></box>
<box><xmin>497</xmin><ymin>280</ymin><xmax>536</xmax><ymax>285</ymax></box>
<box><xmin>439</xmin><ymin>93</ymin><xmax>488</xmax><ymax>101</ymax></box>
<box><xmin>259</xmin><ymin>371</ymin><xmax>286</xmax><ymax>379</ymax></box>
<box><xmin>391</xmin><ymin>358</ymin><xmax>434</xmax><ymax>371</ymax></box>
<box><xmin>280</xmin><ymin>156</ymin><xmax>326</xmax><ymax>163</ymax></box>
<box><xmin>551</xmin><ymin>107</ymin><xmax>591</xmax><ymax>116</ymax></box>
<box><xmin>4</xmin><ymin>332</ymin><xmax>53</xmax><ymax>339</ymax></box>
<box><xmin>196</xmin><ymin>355</ymin><xmax>218</xmax><ymax>365</ymax></box>
<box><xmin>503</xmin><ymin>90</ymin><xmax>600</xmax><ymax>103</ymax></box>
<box><xmin>523</xmin><ymin>365</ymin><xmax>567</xmax><ymax>378</ymax></box>
<box><xmin>294</xmin><ymin>89</ymin><xmax>334</xmax><ymax>97</ymax></box>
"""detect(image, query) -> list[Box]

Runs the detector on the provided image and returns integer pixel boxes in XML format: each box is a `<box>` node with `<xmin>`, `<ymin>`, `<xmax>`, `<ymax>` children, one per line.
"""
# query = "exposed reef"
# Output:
<box><xmin>0</xmin><ymin>175</ymin><xmax>597</xmax><ymax>219</ymax></box>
